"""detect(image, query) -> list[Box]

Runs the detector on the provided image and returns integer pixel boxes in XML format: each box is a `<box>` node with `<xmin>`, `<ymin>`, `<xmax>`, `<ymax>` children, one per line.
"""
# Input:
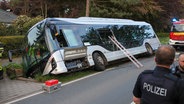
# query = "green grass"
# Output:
<box><xmin>35</xmin><ymin>69</ymin><xmax>97</xmax><ymax>83</ymax></box>
<box><xmin>157</xmin><ymin>32</ymin><xmax>169</xmax><ymax>45</ymax></box>
<box><xmin>158</xmin><ymin>37</ymin><xmax>169</xmax><ymax>45</ymax></box>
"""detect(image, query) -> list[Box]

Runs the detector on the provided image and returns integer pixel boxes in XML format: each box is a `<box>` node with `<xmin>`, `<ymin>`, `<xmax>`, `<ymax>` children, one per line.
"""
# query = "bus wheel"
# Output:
<box><xmin>145</xmin><ymin>43</ymin><xmax>153</xmax><ymax>56</ymax></box>
<box><xmin>93</xmin><ymin>52</ymin><xmax>106</xmax><ymax>71</ymax></box>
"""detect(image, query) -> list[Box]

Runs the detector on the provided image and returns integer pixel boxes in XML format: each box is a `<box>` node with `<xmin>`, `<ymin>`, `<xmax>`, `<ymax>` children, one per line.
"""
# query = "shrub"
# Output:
<box><xmin>13</xmin><ymin>15</ymin><xmax>31</xmax><ymax>35</ymax></box>
<box><xmin>13</xmin><ymin>15</ymin><xmax>44</xmax><ymax>35</ymax></box>
<box><xmin>0</xmin><ymin>35</ymin><xmax>24</xmax><ymax>58</ymax></box>
<box><xmin>4</xmin><ymin>63</ymin><xmax>23</xmax><ymax>79</ymax></box>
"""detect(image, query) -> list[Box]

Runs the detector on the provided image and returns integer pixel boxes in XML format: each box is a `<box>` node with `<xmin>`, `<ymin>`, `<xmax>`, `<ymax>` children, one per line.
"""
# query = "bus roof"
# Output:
<box><xmin>47</xmin><ymin>17</ymin><xmax>150</xmax><ymax>25</ymax></box>
<box><xmin>29</xmin><ymin>17</ymin><xmax>150</xmax><ymax>32</ymax></box>
<box><xmin>78</xmin><ymin>17</ymin><xmax>135</xmax><ymax>22</ymax></box>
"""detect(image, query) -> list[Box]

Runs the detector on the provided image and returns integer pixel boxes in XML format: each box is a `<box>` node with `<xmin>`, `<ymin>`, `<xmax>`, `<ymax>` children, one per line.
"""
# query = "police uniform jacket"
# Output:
<box><xmin>133</xmin><ymin>66</ymin><xmax>181</xmax><ymax>104</ymax></box>
<box><xmin>174</xmin><ymin>66</ymin><xmax>184</xmax><ymax>79</ymax></box>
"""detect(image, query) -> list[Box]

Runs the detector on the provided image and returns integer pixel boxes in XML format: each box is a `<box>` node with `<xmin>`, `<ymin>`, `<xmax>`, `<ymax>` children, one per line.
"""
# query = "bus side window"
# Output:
<box><xmin>97</xmin><ymin>29</ymin><xmax>115</xmax><ymax>51</ymax></box>
<box><xmin>86</xmin><ymin>27</ymin><xmax>101</xmax><ymax>45</ymax></box>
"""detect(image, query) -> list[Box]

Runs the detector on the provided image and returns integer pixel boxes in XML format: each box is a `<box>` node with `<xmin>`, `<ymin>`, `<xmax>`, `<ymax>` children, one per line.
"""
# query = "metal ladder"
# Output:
<box><xmin>108</xmin><ymin>35</ymin><xmax>143</xmax><ymax>68</ymax></box>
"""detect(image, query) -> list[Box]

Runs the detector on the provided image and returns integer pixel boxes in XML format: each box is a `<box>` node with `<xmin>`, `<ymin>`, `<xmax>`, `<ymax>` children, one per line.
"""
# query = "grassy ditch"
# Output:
<box><xmin>34</xmin><ymin>69</ymin><xmax>97</xmax><ymax>83</ymax></box>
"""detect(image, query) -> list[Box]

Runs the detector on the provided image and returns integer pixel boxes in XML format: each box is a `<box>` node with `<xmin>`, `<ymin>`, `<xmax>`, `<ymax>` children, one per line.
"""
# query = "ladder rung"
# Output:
<box><xmin>108</xmin><ymin>36</ymin><xmax>143</xmax><ymax>68</ymax></box>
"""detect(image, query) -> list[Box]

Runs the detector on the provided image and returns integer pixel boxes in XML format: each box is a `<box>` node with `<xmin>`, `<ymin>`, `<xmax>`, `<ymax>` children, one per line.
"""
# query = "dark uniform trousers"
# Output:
<box><xmin>133</xmin><ymin>66</ymin><xmax>182</xmax><ymax>104</ymax></box>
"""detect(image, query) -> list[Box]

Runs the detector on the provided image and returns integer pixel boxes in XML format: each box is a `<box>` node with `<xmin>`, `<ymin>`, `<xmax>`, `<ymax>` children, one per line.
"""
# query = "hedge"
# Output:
<box><xmin>0</xmin><ymin>36</ymin><xmax>24</xmax><ymax>58</ymax></box>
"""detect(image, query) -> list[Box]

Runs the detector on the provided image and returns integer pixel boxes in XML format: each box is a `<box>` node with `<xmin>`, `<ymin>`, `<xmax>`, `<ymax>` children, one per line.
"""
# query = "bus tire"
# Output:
<box><xmin>145</xmin><ymin>43</ymin><xmax>153</xmax><ymax>56</ymax></box>
<box><xmin>93</xmin><ymin>52</ymin><xmax>106</xmax><ymax>71</ymax></box>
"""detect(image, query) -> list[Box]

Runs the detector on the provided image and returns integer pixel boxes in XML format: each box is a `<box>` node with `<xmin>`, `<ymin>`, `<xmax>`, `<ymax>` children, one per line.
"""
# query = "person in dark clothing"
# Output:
<box><xmin>132</xmin><ymin>45</ymin><xmax>184</xmax><ymax>104</ymax></box>
<box><xmin>174</xmin><ymin>53</ymin><xmax>184</xmax><ymax>79</ymax></box>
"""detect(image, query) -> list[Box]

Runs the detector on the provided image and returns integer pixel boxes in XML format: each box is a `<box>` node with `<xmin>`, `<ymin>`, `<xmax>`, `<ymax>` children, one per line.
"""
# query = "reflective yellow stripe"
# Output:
<box><xmin>174</xmin><ymin>33</ymin><xmax>184</xmax><ymax>36</ymax></box>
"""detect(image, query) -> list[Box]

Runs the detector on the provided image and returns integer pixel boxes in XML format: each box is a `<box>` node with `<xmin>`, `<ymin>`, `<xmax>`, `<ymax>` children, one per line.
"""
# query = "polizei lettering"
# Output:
<box><xmin>143</xmin><ymin>82</ymin><xmax>167</xmax><ymax>96</ymax></box>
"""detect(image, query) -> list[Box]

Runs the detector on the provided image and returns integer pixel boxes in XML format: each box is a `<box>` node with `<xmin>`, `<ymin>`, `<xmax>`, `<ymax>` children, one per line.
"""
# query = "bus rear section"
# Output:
<box><xmin>169</xmin><ymin>19</ymin><xmax>184</xmax><ymax>49</ymax></box>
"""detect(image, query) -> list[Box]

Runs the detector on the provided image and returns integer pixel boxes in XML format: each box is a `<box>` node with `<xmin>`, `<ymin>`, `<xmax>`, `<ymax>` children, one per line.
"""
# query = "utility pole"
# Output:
<box><xmin>85</xmin><ymin>0</ymin><xmax>90</xmax><ymax>17</ymax></box>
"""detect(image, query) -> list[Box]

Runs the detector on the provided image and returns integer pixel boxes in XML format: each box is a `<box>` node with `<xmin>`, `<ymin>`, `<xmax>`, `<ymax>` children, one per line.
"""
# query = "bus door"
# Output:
<box><xmin>97</xmin><ymin>29</ymin><xmax>118</xmax><ymax>51</ymax></box>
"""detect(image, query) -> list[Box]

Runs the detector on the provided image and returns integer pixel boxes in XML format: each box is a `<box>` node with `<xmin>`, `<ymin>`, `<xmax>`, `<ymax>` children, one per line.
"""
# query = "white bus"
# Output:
<box><xmin>10</xmin><ymin>17</ymin><xmax>160</xmax><ymax>77</ymax></box>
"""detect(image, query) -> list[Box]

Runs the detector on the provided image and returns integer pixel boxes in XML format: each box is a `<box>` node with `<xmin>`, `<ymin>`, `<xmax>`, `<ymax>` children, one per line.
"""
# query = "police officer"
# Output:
<box><xmin>132</xmin><ymin>45</ymin><xmax>182</xmax><ymax>104</ymax></box>
<box><xmin>173</xmin><ymin>53</ymin><xmax>184</xmax><ymax>79</ymax></box>
<box><xmin>172</xmin><ymin>53</ymin><xmax>184</xmax><ymax>104</ymax></box>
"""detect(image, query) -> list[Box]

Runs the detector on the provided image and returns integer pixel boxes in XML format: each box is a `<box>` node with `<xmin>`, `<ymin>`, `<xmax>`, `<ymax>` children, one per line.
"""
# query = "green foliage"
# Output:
<box><xmin>4</xmin><ymin>63</ymin><xmax>23</xmax><ymax>69</ymax></box>
<box><xmin>90</xmin><ymin>0</ymin><xmax>163</xmax><ymax>19</ymax></box>
<box><xmin>3</xmin><ymin>0</ymin><xmax>184</xmax><ymax>32</ymax></box>
<box><xmin>0</xmin><ymin>23</ymin><xmax>6</xmax><ymax>35</ymax></box>
<box><xmin>13</xmin><ymin>15</ymin><xmax>44</xmax><ymax>35</ymax></box>
<box><xmin>0</xmin><ymin>16</ymin><xmax>43</xmax><ymax>58</ymax></box>
<box><xmin>6</xmin><ymin>25</ymin><xmax>17</xmax><ymax>35</ymax></box>
<box><xmin>0</xmin><ymin>36</ymin><xmax>24</xmax><ymax>58</ymax></box>
<box><xmin>90</xmin><ymin>0</ymin><xmax>132</xmax><ymax>18</ymax></box>
<box><xmin>0</xmin><ymin>23</ymin><xmax>17</xmax><ymax>36</ymax></box>
<box><xmin>157</xmin><ymin>32</ymin><xmax>169</xmax><ymax>45</ymax></box>
<box><xmin>35</xmin><ymin>69</ymin><xmax>96</xmax><ymax>83</ymax></box>
<box><xmin>0</xmin><ymin>16</ymin><xmax>44</xmax><ymax>36</ymax></box>
<box><xmin>157</xmin><ymin>32</ymin><xmax>169</xmax><ymax>37</ymax></box>
<box><xmin>89</xmin><ymin>0</ymin><xmax>167</xmax><ymax>31</ymax></box>
<box><xmin>23</xmin><ymin>16</ymin><xmax>43</xmax><ymax>32</ymax></box>
<box><xmin>13</xmin><ymin>15</ymin><xmax>31</xmax><ymax>35</ymax></box>
<box><xmin>9</xmin><ymin>0</ymin><xmax>86</xmax><ymax>18</ymax></box>
<box><xmin>3</xmin><ymin>63</ymin><xmax>23</xmax><ymax>79</ymax></box>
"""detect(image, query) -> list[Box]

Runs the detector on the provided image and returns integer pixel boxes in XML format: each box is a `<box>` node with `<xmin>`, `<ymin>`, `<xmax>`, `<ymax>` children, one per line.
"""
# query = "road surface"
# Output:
<box><xmin>10</xmin><ymin>55</ymin><xmax>156</xmax><ymax>104</ymax></box>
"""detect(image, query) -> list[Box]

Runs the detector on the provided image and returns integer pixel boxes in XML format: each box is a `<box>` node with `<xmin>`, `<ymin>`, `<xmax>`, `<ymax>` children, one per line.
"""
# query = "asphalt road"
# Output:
<box><xmin>11</xmin><ymin>55</ymin><xmax>156</xmax><ymax>104</ymax></box>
